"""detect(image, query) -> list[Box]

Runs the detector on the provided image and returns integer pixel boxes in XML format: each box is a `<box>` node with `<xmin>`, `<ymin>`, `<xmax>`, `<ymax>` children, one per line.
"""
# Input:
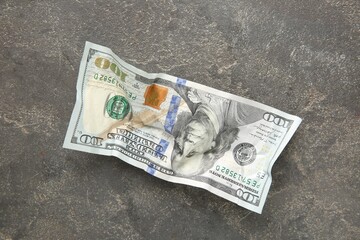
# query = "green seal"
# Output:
<box><xmin>106</xmin><ymin>95</ymin><xmax>130</xmax><ymax>120</ymax></box>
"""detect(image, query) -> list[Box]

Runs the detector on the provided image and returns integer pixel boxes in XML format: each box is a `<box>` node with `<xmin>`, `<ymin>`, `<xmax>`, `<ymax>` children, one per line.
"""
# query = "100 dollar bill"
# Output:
<box><xmin>63</xmin><ymin>42</ymin><xmax>302</xmax><ymax>213</ymax></box>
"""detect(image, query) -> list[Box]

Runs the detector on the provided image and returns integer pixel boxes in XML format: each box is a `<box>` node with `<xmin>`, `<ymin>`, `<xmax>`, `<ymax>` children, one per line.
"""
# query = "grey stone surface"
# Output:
<box><xmin>0</xmin><ymin>0</ymin><xmax>359</xmax><ymax>239</ymax></box>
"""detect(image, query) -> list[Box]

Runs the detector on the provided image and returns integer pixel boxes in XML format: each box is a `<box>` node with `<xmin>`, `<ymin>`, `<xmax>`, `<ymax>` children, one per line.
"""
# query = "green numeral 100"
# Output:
<box><xmin>95</xmin><ymin>57</ymin><xmax>128</xmax><ymax>81</ymax></box>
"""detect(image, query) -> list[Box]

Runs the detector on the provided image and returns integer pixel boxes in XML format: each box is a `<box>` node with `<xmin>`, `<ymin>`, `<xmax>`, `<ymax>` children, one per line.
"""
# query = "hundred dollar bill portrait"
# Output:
<box><xmin>166</xmin><ymin>82</ymin><xmax>266</xmax><ymax>177</ymax></box>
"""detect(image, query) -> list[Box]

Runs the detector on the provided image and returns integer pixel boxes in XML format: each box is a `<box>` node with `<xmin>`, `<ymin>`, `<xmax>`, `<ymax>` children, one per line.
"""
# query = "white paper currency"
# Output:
<box><xmin>63</xmin><ymin>42</ymin><xmax>302</xmax><ymax>213</ymax></box>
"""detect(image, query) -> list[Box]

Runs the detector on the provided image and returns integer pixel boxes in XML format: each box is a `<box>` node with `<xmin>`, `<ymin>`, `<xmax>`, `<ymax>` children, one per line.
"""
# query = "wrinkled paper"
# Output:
<box><xmin>63</xmin><ymin>42</ymin><xmax>302</xmax><ymax>213</ymax></box>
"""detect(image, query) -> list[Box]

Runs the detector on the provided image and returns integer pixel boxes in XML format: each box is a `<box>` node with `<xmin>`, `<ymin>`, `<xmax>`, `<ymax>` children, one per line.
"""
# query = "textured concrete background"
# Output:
<box><xmin>0</xmin><ymin>0</ymin><xmax>359</xmax><ymax>239</ymax></box>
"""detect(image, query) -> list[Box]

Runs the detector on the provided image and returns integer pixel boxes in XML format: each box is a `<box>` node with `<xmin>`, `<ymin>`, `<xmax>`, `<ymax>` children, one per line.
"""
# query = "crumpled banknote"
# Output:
<box><xmin>63</xmin><ymin>42</ymin><xmax>302</xmax><ymax>213</ymax></box>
